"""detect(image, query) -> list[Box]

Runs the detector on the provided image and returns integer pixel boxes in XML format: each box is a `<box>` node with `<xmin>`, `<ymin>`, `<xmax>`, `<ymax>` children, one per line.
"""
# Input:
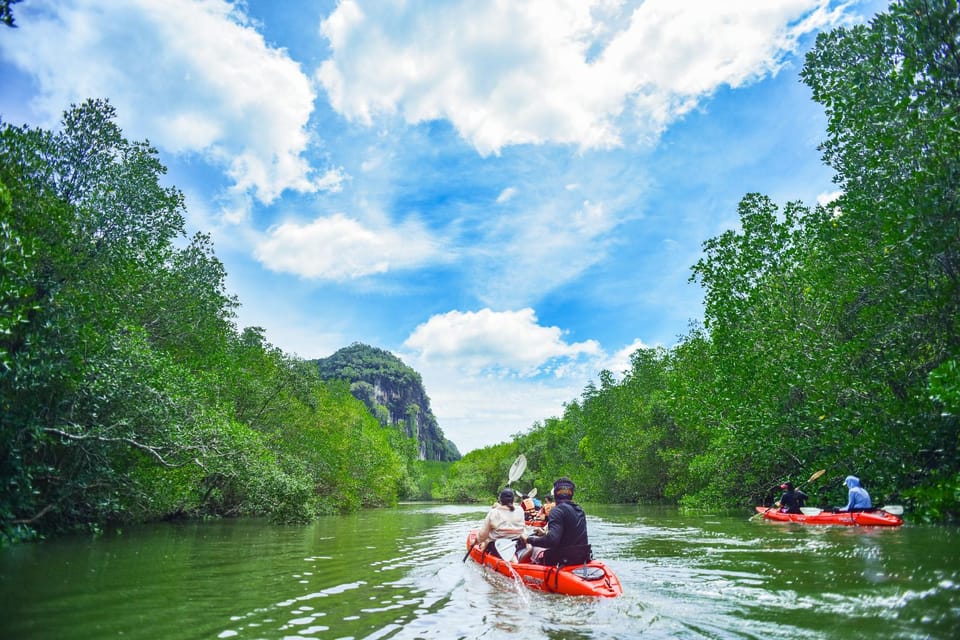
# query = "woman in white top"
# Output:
<box><xmin>476</xmin><ymin>487</ymin><xmax>525</xmax><ymax>558</ymax></box>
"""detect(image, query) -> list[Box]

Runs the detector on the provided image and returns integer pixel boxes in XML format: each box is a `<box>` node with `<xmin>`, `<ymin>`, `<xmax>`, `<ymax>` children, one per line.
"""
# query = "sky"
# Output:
<box><xmin>0</xmin><ymin>0</ymin><xmax>889</xmax><ymax>454</ymax></box>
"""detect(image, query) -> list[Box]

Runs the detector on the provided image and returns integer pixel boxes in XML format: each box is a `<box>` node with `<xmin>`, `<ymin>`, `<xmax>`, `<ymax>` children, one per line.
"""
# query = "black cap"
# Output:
<box><xmin>553</xmin><ymin>478</ymin><xmax>575</xmax><ymax>501</ymax></box>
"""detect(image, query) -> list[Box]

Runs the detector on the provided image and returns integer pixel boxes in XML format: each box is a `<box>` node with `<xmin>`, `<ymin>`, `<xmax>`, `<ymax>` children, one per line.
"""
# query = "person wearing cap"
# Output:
<box><xmin>475</xmin><ymin>487</ymin><xmax>525</xmax><ymax>558</ymax></box>
<box><xmin>775</xmin><ymin>481</ymin><xmax>808</xmax><ymax>514</ymax></box>
<box><xmin>835</xmin><ymin>475</ymin><xmax>872</xmax><ymax>512</ymax></box>
<box><xmin>520</xmin><ymin>477</ymin><xmax>591</xmax><ymax>566</ymax></box>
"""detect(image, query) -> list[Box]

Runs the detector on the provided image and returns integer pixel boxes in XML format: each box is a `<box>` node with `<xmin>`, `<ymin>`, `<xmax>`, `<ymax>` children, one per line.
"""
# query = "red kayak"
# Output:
<box><xmin>464</xmin><ymin>530</ymin><xmax>623</xmax><ymax>597</ymax></box>
<box><xmin>754</xmin><ymin>506</ymin><xmax>904</xmax><ymax>527</ymax></box>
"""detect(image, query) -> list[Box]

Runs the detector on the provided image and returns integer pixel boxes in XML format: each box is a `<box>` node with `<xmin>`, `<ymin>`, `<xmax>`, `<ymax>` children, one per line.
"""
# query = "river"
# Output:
<box><xmin>1</xmin><ymin>503</ymin><xmax>957</xmax><ymax>639</ymax></box>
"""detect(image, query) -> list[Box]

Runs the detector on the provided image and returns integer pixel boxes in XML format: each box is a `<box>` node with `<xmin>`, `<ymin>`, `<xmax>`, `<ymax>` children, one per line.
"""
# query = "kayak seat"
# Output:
<box><xmin>570</xmin><ymin>566</ymin><xmax>605</xmax><ymax>581</ymax></box>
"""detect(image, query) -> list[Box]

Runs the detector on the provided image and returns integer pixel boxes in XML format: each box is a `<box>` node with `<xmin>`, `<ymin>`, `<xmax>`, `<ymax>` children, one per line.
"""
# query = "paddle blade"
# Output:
<box><xmin>527</xmin><ymin>487</ymin><xmax>537</xmax><ymax>499</ymax></box>
<box><xmin>880</xmin><ymin>505</ymin><xmax>904</xmax><ymax>515</ymax></box>
<box><xmin>807</xmin><ymin>469</ymin><xmax>826</xmax><ymax>483</ymax></box>
<box><xmin>494</xmin><ymin>538</ymin><xmax>517</xmax><ymax>563</ymax></box>
<box><xmin>508</xmin><ymin>455</ymin><xmax>527</xmax><ymax>484</ymax></box>
<box><xmin>799</xmin><ymin>507</ymin><xmax>823</xmax><ymax>515</ymax></box>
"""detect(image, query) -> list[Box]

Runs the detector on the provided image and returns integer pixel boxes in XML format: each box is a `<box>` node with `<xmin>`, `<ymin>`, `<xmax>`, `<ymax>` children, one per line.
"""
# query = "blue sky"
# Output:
<box><xmin>0</xmin><ymin>0</ymin><xmax>888</xmax><ymax>453</ymax></box>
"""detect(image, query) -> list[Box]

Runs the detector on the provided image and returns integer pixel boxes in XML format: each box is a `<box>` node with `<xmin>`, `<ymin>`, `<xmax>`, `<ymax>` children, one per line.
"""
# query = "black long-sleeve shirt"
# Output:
<box><xmin>527</xmin><ymin>500</ymin><xmax>588</xmax><ymax>549</ymax></box>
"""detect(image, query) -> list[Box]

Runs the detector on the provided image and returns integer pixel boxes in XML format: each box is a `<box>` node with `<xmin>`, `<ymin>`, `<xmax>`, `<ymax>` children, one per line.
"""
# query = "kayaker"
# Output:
<box><xmin>521</xmin><ymin>493</ymin><xmax>538</xmax><ymax>521</ymax></box>
<box><xmin>534</xmin><ymin>493</ymin><xmax>555</xmax><ymax>521</ymax></box>
<box><xmin>520</xmin><ymin>477</ymin><xmax>591</xmax><ymax>566</ymax></box>
<box><xmin>835</xmin><ymin>475</ymin><xmax>872</xmax><ymax>512</ymax></box>
<box><xmin>776</xmin><ymin>482</ymin><xmax>808</xmax><ymax>514</ymax></box>
<box><xmin>475</xmin><ymin>487</ymin><xmax>525</xmax><ymax>558</ymax></box>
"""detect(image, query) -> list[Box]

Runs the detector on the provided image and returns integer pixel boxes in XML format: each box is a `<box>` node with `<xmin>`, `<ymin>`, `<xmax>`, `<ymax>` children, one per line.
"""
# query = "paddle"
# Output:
<box><xmin>462</xmin><ymin>454</ymin><xmax>527</xmax><ymax>562</ymax></box>
<box><xmin>752</xmin><ymin>469</ymin><xmax>826</xmax><ymax>520</ymax></box>
<box><xmin>494</xmin><ymin>537</ymin><xmax>518</xmax><ymax>563</ymax></box>
<box><xmin>800</xmin><ymin>505</ymin><xmax>904</xmax><ymax>516</ymax></box>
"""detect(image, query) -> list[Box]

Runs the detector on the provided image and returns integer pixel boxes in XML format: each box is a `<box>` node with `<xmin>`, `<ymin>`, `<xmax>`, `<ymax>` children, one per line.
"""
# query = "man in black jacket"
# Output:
<box><xmin>520</xmin><ymin>477</ymin><xmax>591</xmax><ymax>565</ymax></box>
<box><xmin>776</xmin><ymin>482</ymin><xmax>808</xmax><ymax>514</ymax></box>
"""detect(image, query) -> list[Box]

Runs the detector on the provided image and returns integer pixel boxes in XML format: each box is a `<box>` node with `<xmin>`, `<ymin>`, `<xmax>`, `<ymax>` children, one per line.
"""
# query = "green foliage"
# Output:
<box><xmin>407</xmin><ymin>460</ymin><xmax>453</xmax><ymax>500</ymax></box>
<box><xmin>439</xmin><ymin>443</ymin><xmax>523</xmax><ymax>502</ymax></box>
<box><xmin>929</xmin><ymin>358</ymin><xmax>960</xmax><ymax>413</ymax></box>
<box><xmin>450</xmin><ymin>1</ymin><xmax>959</xmax><ymax>521</ymax></box>
<box><xmin>1</xmin><ymin>1</ymin><xmax>22</xmax><ymax>28</ymax></box>
<box><xmin>0</xmin><ymin>100</ymin><xmax>411</xmax><ymax>542</ymax></box>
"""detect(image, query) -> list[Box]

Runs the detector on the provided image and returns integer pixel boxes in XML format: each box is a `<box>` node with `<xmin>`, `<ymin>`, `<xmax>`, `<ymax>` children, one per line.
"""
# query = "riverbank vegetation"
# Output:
<box><xmin>0</xmin><ymin>99</ymin><xmax>436</xmax><ymax>543</ymax></box>
<box><xmin>442</xmin><ymin>0</ymin><xmax>959</xmax><ymax>523</ymax></box>
<box><xmin>1</xmin><ymin>0</ymin><xmax>957</xmax><ymax>542</ymax></box>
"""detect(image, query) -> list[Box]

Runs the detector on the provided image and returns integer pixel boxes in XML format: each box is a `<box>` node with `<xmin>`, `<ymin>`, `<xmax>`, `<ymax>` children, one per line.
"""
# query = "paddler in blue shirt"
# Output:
<box><xmin>836</xmin><ymin>475</ymin><xmax>872</xmax><ymax>512</ymax></box>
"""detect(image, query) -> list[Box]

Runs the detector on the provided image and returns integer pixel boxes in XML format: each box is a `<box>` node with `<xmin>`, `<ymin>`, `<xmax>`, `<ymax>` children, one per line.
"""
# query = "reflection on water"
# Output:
<box><xmin>0</xmin><ymin>503</ymin><xmax>957</xmax><ymax>639</ymax></box>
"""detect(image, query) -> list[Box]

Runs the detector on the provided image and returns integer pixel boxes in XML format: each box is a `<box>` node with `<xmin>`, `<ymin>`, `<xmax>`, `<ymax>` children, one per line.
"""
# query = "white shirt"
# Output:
<box><xmin>476</xmin><ymin>503</ymin><xmax>525</xmax><ymax>546</ymax></box>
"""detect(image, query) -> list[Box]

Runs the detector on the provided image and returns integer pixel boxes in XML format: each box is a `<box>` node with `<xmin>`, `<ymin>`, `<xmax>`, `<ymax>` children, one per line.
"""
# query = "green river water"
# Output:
<box><xmin>1</xmin><ymin>503</ymin><xmax>957</xmax><ymax>639</ymax></box>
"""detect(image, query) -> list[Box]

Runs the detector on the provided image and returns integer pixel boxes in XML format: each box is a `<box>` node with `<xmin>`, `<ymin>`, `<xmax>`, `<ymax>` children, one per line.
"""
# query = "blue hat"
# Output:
<box><xmin>844</xmin><ymin>476</ymin><xmax>860</xmax><ymax>488</ymax></box>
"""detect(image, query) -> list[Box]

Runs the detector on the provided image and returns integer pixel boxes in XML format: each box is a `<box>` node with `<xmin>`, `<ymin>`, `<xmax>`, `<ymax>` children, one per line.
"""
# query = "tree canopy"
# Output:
<box><xmin>0</xmin><ymin>100</ymin><xmax>410</xmax><ymax>543</ymax></box>
<box><xmin>446</xmin><ymin>0</ymin><xmax>959</xmax><ymax>522</ymax></box>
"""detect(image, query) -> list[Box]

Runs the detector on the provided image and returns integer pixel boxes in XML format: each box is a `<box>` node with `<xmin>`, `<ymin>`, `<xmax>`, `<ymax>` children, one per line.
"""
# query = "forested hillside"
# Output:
<box><xmin>0</xmin><ymin>100</ymin><xmax>416</xmax><ymax>543</ymax></box>
<box><xmin>442</xmin><ymin>0</ymin><xmax>959</xmax><ymax>522</ymax></box>
<box><xmin>315</xmin><ymin>343</ymin><xmax>461</xmax><ymax>461</ymax></box>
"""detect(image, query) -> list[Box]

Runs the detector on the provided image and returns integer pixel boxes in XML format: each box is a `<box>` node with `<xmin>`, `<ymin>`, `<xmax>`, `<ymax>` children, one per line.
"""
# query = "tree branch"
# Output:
<box><xmin>43</xmin><ymin>426</ymin><xmax>205</xmax><ymax>470</ymax></box>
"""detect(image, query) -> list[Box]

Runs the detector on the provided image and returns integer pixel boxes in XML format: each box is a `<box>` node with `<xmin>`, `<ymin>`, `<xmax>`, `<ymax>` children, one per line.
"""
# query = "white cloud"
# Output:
<box><xmin>254</xmin><ymin>213</ymin><xmax>440</xmax><ymax>280</ymax></box>
<box><xmin>401</xmin><ymin>308</ymin><xmax>654</xmax><ymax>452</ymax></box>
<box><xmin>403</xmin><ymin>308</ymin><xmax>601</xmax><ymax>377</ymax></box>
<box><xmin>496</xmin><ymin>187</ymin><xmax>517</xmax><ymax>204</ymax></box>
<box><xmin>1</xmin><ymin>0</ymin><xmax>323</xmax><ymax>204</ymax></box>
<box><xmin>401</xmin><ymin>307</ymin><xmax>601</xmax><ymax>452</ymax></box>
<box><xmin>602</xmin><ymin>338</ymin><xmax>651</xmax><ymax>378</ymax></box>
<box><xmin>316</xmin><ymin>0</ymin><xmax>848</xmax><ymax>154</ymax></box>
<box><xmin>817</xmin><ymin>190</ymin><xmax>843</xmax><ymax>206</ymax></box>
<box><xmin>418</xmin><ymin>372</ymin><xmax>583</xmax><ymax>454</ymax></box>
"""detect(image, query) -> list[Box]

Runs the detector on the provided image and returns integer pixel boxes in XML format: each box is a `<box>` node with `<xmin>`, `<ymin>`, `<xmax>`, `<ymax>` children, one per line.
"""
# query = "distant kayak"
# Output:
<box><xmin>754</xmin><ymin>506</ymin><xmax>904</xmax><ymax>527</ymax></box>
<box><xmin>464</xmin><ymin>530</ymin><xmax>623</xmax><ymax>597</ymax></box>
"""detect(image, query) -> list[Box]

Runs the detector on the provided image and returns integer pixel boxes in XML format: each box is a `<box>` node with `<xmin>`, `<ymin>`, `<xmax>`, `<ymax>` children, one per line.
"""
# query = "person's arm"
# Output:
<box><xmin>527</xmin><ymin>505</ymin><xmax>565</xmax><ymax>547</ymax></box>
<box><xmin>476</xmin><ymin>510</ymin><xmax>494</xmax><ymax>545</ymax></box>
<box><xmin>839</xmin><ymin>490</ymin><xmax>854</xmax><ymax>511</ymax></box>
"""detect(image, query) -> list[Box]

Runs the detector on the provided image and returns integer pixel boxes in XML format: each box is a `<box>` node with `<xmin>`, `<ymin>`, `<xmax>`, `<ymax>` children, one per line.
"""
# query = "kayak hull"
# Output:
<box><xmin>465</xmin><ymin>530</ymin><xmax>623</xmax><ymax>597</ymax></box>
<box><xmin>754</xmin><ymin>506</ymin><xmax>904</xmax><ymax>527</ymax></box>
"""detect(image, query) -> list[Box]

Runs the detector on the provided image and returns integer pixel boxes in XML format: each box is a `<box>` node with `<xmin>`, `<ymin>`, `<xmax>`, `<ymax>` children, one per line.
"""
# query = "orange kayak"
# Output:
<box><xmin>754</xmin><ymin>506</ymin><xmax>904</xmax><ymax>527</ymax></box>
<box><xmin>464</xmin><ymin>530</ymin><xmax>623</xmax><ymax>597</ymax></box>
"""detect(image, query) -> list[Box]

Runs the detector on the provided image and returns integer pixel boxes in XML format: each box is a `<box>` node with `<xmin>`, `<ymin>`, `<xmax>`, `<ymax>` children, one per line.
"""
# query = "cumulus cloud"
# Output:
<box><xmin>254</xmin><ymin>213</ymin><xmax>440</xmax><ymax>280</ymax></box>
<box><xmin>401</xmin><ymin>308</ymin><xmax>654</xmax><ymax>452</ymax></box>
<box><xmin>316</xmin><ymin>0</ymin><xmax>848</xmax><ymax>155</ymax></box>
<box><xmin>403</xmin><ymin>308</ymin><xmax>601</xmax><ymax>377</ymax></box>
<box><xmin>1</xmin><ymin>0</ymin><xmax>324</xmax><ymax>204</ymax></box>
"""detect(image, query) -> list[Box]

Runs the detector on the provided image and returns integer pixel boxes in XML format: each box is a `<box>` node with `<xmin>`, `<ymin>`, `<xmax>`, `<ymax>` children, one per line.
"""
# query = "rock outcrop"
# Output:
<box><xmin>314</xmin><ymin>343</ymin><xmax>461</xmax><ymax>461</ymax></box>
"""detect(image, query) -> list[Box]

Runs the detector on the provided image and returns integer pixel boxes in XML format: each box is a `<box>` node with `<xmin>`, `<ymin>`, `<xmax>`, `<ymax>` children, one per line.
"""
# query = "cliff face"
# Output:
<box><xmin>314</xmin><ymin>343</ymin><xmax>461</xmax><ymax>461</ymax></box>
